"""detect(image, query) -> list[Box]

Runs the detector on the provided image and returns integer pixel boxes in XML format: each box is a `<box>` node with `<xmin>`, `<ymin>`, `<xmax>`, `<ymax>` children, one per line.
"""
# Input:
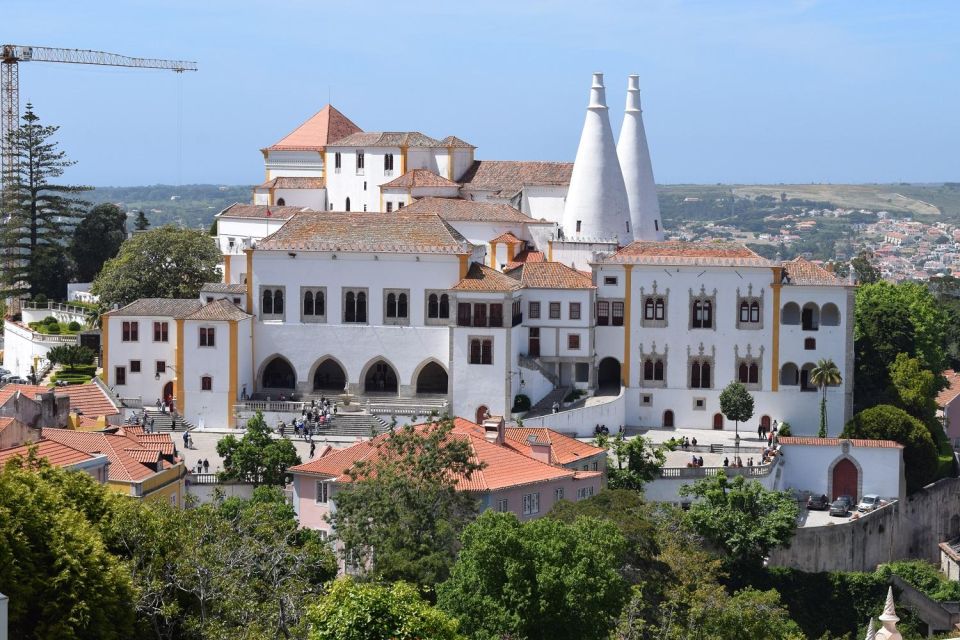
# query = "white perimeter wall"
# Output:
<box><xmin>778</xmin><ymin>442</ymin><xmax>904</xmax><ymax>501</ymax></box>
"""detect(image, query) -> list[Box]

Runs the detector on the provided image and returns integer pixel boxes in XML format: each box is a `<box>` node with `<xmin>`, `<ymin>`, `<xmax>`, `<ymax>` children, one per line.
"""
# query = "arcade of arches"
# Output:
<box><xmin>415</xmin><ymin>362</ymin><xmax>448</xmax><ymax>395</ymax></box>
<box><xmin>314</xmin><ymin>359</ymin><xmax>347</xmax><ymax>392</ymax></box>
<box><xmin>365</xmin><ymin>360</ymin><xmax>398</xmax><ymax>393</ymax></box>
<box><xmin>262</xmin><ymin>357</ymin><xmax>296</xmax><ymax>390</ymax></box>
<box><xmin>597</xmin><ymin>357</ymin><xmax>621</xmax><ymax>391</ymax></box>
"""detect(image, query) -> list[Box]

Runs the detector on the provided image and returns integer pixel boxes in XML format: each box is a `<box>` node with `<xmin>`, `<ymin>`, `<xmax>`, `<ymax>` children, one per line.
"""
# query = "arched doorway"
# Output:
<box><xmin>597</xmin><ymin>357</ymin><xmax>621</xmax><ymax>392</ymax></box>
<box><xmin>313</xmin><ymin>359</ymin><xmax>347</xmax><ymax>392</ymax></box>
<box><xmin>364</xmin><ymin>360</ymin><xmax>398</xmax><ymax>394</ymax></box>
<box><xmin>761</xmin><ymin>415</ymin><xmax>771</xmax><ymax>430</ymax></box>
<box><xmin>832</xmin><ymin>458</ymin><xmax>858</xmax><ymax>500</ymax></box>
<box><xmin>713</xmin><ymin>413</ymin><xmax>724</xmax><ymax>430</ymax></box>
<box><xmin>663</xmin><ymin>410</ymin><xmax>674</xmax><ymax>428</ymax></box>
<box><xmin>476</xmin><ymin>406</ymin><xmax>489</xmax><ymax>424</ymax></box>
<box><xmin>262</xmin><ymin>357</ymin><xmax>296</xmax><ymax>390</ymax></box>
<box><xmin>415</xmin><ymin>361</ymin><xmax>448</xmax><ymax>395</ymax></box>
<box><xmin>162</xmin><ymin>381</ymin><xmax>174</xmax><ymax>404</ymax></box>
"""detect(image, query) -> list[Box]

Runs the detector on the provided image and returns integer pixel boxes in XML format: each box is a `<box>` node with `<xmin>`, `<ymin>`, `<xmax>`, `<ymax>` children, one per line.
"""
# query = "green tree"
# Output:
<box><xmin>887</xmin><ymin>353</ymin><xmax>939</xmax><ymax>425</ymax></box>
<box><xmin>0</xmin><ymin>454</ymin><xmax>135</xmax><ymax>640</ymax></box>
<box><xmin>71</xmin><ymin>203</ymin><xmax>128</xmax><ymax>282</ymax></box>
<box><xmin>91</xmin><ymin>226</ymin><xmax>220</xmax><ymax>308</ymax></box>
<box><xmin>678</xmin><ymin>474</ymin><xmax>798</xmax><ymax>573</ymax></box>
<box><xmin>216</xmin><ymin>411</ymin><xmax>301</xmax><ymax>487</ymax></box>
<box><xmin>719</xmin><ymin>381</ymin><xmax>755</xmax><ymax>438</ymax></box>
<box><xmin>329</xmin><ymin>418</ymin><xmax>483</xmax><ymax>587</ymax></box>
<box><xmin>599</xmin><ymin>433</ymin><xmax>668</xmax><ymax>491</ymax></box>
<box><xmin>1</xmin><ymin>104</ymin><xmax>90</xmax><ymax>299</ymax></box>
<box><xmin>851</xmin><ymin>249</ymin><xmax>881</xmax><ymax>284</ymax></box>
<box><xmin>133</xmin><ymin>209</ymin><xmax>150</xmax><ymax>231</ymax></box>
<box><xmin>810</xmin><ymin>358</ymin><xmax>842</xmax><ymax>437</ymax></box>
<box><xmin>308</xmin><ymin>579</ymin><xmax>463</xmax><ymax>640</ymax></box>
<box><xmin>843</xmin><ymin>404</ymin><xmax>938</xmax><ymax>492</ymax></box>
<box><xmin>437</xmin><ymin>511</ymin><xmax>629</xmax><ymax>640</ymax></box>
<box><xmin>46</xmin><ymin>344</ymin><xmax>95</xmax><ymax>369</ymax></box>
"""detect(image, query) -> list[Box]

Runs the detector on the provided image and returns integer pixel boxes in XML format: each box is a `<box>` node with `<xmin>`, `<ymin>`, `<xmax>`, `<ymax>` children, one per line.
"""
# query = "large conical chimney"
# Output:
<box><xmin>561</xmin><ymin>73</ymin><xmax>631</xmax><ymax>242</ymax></box>
<box><xmin>617</xmin><ymin>74</ymin><xmax>663</xmax><ymax>241</ymax></box>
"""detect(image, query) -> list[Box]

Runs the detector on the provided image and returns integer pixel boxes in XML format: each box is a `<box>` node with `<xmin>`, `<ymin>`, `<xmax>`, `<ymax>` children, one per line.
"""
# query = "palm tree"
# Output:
<box><xmin>811</xmin><ymin>359</ymin><xmax>842</xmax><ymax>437</ymax></box>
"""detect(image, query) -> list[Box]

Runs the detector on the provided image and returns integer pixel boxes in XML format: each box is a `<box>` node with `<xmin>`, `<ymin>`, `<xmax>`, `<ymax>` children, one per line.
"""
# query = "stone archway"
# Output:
<box><xmin>830</xmin><ymin>456</ymin><xmax>860</xmax><ymax>500</ymax></box>
<box><xmin>363</xmin><ymin>359</ymin><xmax>398</xmax><ymax>394</ymax></box>
<box><xmin>476</xmin><ymin>405</ymin><xmax>489</xmax><ymax>424</ymax></box>
<box><xmin>663</xmin><ymin>410</ymin><xmax>674</xmax><ymax>428</ymax></box>
<box><xmin>597</xmin><ymin>357</ymin><xmax>621</xmax><ymax>392</ymax></box>
<box><xmin>414</xmin><ymin>360</ymin><xmax>448</xmax><ymax>395</ymax></box>
<box><xmin>713</xmin><ymin>413</ymin><xmax>724</xmax><ymax>430</ymax></box>
<box><xmin>261</xmin><ymin>356</ymin><xmax>296</xmax><ymax>391</ymax></box>
<box><xmin>313</xmin><ymin>358</ymin><xmax>347</xmax><ymax>392</ymax></box>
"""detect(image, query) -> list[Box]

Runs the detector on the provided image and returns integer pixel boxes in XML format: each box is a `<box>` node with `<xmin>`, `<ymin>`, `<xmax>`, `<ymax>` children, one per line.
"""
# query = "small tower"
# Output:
<box><xmin>617</xmin><ymin>74</ymin><xmax>663</xmax><ymax>241</ymax></box>
<box><xmin>561</xmin><ymin>72</ymin><xmax>631</xmax><ymax>243</ymax></box>
<box><xmin>874</xmin><ymin>587</ymin><xmax>902</xmax><ymax>640</ymax></box>
<box><xmin>865</xmin><ymin>618</ymin><xmax>877</xmax><ymax>640</ymax></box>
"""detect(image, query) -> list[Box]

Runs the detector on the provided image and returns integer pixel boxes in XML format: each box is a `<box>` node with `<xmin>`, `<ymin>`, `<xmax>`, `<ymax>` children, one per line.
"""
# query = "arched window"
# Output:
<box><xmin>750</xmin><ymin>301</ymin><xmax>760</xmax><ymax>323</ymax></box>
<box><xmin>428</xmin><ymin>293</ymin><xmax>439</xmax><ymax>318</ymax></box>
<box><xmin>702</xmin><ymin>301</ymin><xmax>712</xmax><ymax>328</ymax></box>
<box><xmin>654</xmin><ymin>359</ymin><xmax>664</xmax><ymax>381</ymax></box>
<box><xmin>691</xmin><ymin>362</ymin><xmax>701</xmax><ymax>388</ymax></box>
<box><xmin>316</xmin><ymin>290</ymin><xmax>325</xmax><ymax>316</ymax></box>
<box><xmin>345</xmin><ymin>197</ymin><xmax>351</xmax><ymax>212</ymax></box>
<box><xmin>262</xmin><ymin>289</ymin><xmax>273</xmax><ymax>315</ymax></box>
<box><xmin>749</xmin><ymin>363</ymin><xmax>759</xmax><ymax>384</ymax></box>
<box><xmin>739</xmin><ymin>362</ymin><xmax>749</xmax><ymax>383</ymax></box>
<box><xmin>276</xmin><ymin>197</ymin><xmax>286</xmax><ymax>206</ymax></box>
<box><xmin>201</xmin><ymin>376</ymin><xmax>212</xmax><ymax>391</ymax></box>
<box><xmin>398</xmin><ymin>293</ymin><xmax>408</xmax><ymax>318</ymax></box>
<box><xmin>303</xmin><ymin>290</ymin><xmax>314</xmax><ymax>316</ymax></box>
<box><xmin>439</xmin><ymin>294</ymin><xmax>449</xmax><ymax>318</ymax></box>
<box><xmin>655</xmin><ymin>298</ymin><xmax>665</xmax><ymax>320</ymax></box>
<box><xmin>693</xmin><ymin>300</ymin><xmax>703</xmax><ymax>328</ymax></box>
<box><xmin>356</xmin><ymin>292</ymin><xmax>367</xmax><ymax>322</ymax></box>
<box><xmin>345</xmin><ymin>292</ymin><xmax>356</xmax><ymax>322</ymax></box>
<box><xmin>386</xmin><ymin>293</ymin><xmax>397</xmax><ymax>318</ymax></box>
<box><xmin>701</xmin><ymin>362</ymin><xmax>711</xmax><ymax>387</ymax></box>
<box><xmin>274</xmin><ymin>289</ymin><xmax>284</xmax><ymax>314</ymax></box>
<box><xmin>740</xmin><ymin>301</ymin><xmax>750</xmax><ymax>323</ymax></box>
<box><xmin>645</xmin><ymin>298</ymin><xmax>655</xmax><ymax>320</ymax></box>
<box><xmin>644</xmin><ymin>360</ymin><xmax>654</xmax><ymax>381</ymax></box>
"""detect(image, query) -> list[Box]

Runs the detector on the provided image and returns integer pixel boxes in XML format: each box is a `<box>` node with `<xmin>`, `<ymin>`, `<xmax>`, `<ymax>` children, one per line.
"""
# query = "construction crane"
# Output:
<box><xmin>0</xmin><ymin>44</ymin><xmax>197</xmax><ymax>194</ymax></box>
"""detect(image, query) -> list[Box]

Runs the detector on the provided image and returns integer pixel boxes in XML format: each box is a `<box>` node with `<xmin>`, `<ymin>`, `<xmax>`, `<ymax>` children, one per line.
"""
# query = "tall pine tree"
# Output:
<box><xmin>133</xmin><ymin>209</ymin><xmax>150</xmax><ymax>231</ymax></box>
<box><xmin>2</xmin><ymin>104</ymin><xmax>90</xmax><ymax>299</ymax></box>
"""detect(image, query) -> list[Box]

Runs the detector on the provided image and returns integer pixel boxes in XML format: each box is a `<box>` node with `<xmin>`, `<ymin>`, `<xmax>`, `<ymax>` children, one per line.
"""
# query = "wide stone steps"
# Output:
<box><xmin>314</xmin><ymin>414</ymin><xmax>389</xmax><ymax>438</ymax></box>
<box><xmin>142</xmin><ymin>409</ymin><xmax>195</xmax><ymax>432</ymax></box>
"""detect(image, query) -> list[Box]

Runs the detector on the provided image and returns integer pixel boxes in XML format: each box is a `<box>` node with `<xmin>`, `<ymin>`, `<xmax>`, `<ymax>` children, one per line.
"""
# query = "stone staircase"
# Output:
<box><xmin>518</xmin><ymin>354</ymin><xmax>560</xmax><ymax>386</ymax></box>
<box><xmin>524</xmin><ymin>386</ymin><xmax>571</xmax><ymax>419</ymax></box>
<box><xmin>142</xmin><ymin>409</ymin><xmax>195</xmax><ymax>432</ymax></box>
<box><xmin>315</xmin><ymin>414</ymin><xmax>389</xmax><ymax>438</ymax></box>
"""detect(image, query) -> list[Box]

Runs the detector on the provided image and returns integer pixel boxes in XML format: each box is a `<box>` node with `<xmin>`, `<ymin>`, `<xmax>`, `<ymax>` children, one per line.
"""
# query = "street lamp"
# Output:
<box><xmin>155</xmin><ymin>363</ymin><xmax>179</xmax><ymax>380</ymax></box>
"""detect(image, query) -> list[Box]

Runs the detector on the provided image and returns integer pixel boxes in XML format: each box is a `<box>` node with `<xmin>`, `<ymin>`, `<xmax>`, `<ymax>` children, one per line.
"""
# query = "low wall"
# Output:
<box><xmin>769</xmin><ymin>477</ymin><xmax>960</xmax><ymax>573</ymax></box>
<box><xmin>521</xmin><ymin>388</ymin><xmax>625</xmax><ymax>436</ymax></box>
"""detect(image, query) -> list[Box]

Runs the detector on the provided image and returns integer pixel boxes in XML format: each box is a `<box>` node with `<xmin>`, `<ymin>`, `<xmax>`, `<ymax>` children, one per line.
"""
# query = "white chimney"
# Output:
<box><xmin>617</xmin><ymin>74</ymin><xmax>663</xmax><ymax>241</ymax></box>
<box><xmin>561</xmin><ymin>73</ymin><xmax>631</xmax><ymax>243</ymax></box>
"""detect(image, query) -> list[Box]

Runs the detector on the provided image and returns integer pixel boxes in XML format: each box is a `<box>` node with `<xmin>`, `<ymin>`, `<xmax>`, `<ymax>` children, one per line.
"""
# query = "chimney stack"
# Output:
<box><xmin>617</xmin><ymin>74</ymin><xmax>664</xmax><ymax>241</ymax></box>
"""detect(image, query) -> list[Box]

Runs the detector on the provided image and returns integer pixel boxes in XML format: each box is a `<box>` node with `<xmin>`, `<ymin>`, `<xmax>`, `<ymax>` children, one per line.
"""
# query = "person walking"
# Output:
<box><xmin>310</xmin><ymin>442</ymin><xmax>316</xmax><ymax>458</ymax></box>
<box><xmin>202</xmin><ymin>458</ymin><xmax>210</xmax><ymax>473</ymax></box>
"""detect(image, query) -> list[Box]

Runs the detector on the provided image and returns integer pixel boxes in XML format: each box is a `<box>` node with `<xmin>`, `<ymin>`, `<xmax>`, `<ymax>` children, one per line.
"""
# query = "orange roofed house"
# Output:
<box><xmin>290</xmin><ymin>416</ymin><xmax>605</xmax><ymax>542</ymax></box>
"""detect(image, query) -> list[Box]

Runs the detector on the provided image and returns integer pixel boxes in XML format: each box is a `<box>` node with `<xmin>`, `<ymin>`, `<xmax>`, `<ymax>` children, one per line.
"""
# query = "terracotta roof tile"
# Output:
<box><xmin>403</xmin><ymin>197</ymin><xmax>549</xmax><ymax>224</ymax></box>
<box><xmin>184</xmin><ymin>298</ymin><xmax>251</xmax><ymax>322</ymax></box>
<box><xmin>503</xmin><ymin>427</ymin><xmax>606</xmax><ymax>466</ymax></box>
<box><xmin>0</xmin><ymin>384</ymin><xmax>49</xmax><ymax>407</ymax></box>
<box><xmin>507</xmin><ymin>261</ymin><xmax>595</xmax><ymax>289</ymax></box>
<box><xmin>605</xmin><ymin>241</ymin><xmax>772</xmax><ymax>267</ymax></box>
<box><xmin>490</xmin><ymin>232</ymin><xmax>523</xmax><ymax>245</ymax></box>
<box><xmin>778</xmin><ymin>436</ymin><xmax>902</xmax><ymax>449</ymax></box>
<box><xmin>216</xmin><ymin>204</ymin><xmax>309</xmax><ymax>220</ymax></box>
<box><xmin>0</xmin><ymin>438</ymin><xmax>100</xmax><ymax>469</ymax></box>
<box><xmin>440</xmin><ymin>135</ymin><xmax>475</xmax><ymax>149</ymax></box>
<box><xmin>124</xmin><ymin>448</ymin><xmax>161</xmax><ymax>465</ymax></box>
<box><xmin>0</xmin><ymin>383</ymin><xmax>119</xmax><ymax>419</ymax></box>
<box><xmin>783</xmin><ymin>257</ymin><xmax>847</xmax><ymax>286</ymax></box>
<box><xmin>505</xmin><ymin>249</ymin><xmax>545</xmax><ymax>270</ymax></box>
<box><xmin>381</xmin><ymin>169</ymin><xmax>459</xmax><ymax>189</ymax></box>
<box><xmin>200</xmin><ymin>283</ymin><xmax>248</xmax><ymax>294</ymax></box>
<box><xmin>452</xmin><ymin>263</ymin><xmax>523</xmax><ymax>292</ymax></box>
<box><xmin>107</xmin><ymin>299</ymin><xmax>203</xmax><ymax>319</ymax></box>
<box><xmin>257</xmin><ymin>211</ymin><xmax>472</xmax><ymax>254</ymax></box>
<box><xmin>459</xmin><ymin>160</ymin><xmax>573</xmax><ymax>197</ymax></box>
<box><xmin>938</xmin><ymin>370</ymin><xmax>960</xmax><ymax>407</ymax></box>
<box><xmin>328</xmin><ymin>131</ymin><xmax>443</xmax><ymax>148</ymax></box>
<box><xmin>257</xmin><ymin>177</ymin><xmax>326</xmax><ymax>190</ymax></box>
<box><xmin>267</xmin><ymin>105</ymin><xmax>362</xmax><ymax>151</ymax></box>
<box><xmin>42</xmin><ymin>429</ymin><xmax>172</xmax><ymax>482</ymax></box>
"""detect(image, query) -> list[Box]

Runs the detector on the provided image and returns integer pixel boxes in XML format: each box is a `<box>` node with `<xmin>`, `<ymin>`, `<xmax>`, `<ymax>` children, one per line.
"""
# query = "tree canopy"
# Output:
<box><xmin>851</xmin><ymin>249</ymin><xmax>881</xmax><ymax>285</ymax></box>
<box><xmin>328</xmin><ymin>418</ymin><xmax>482</xmax><ymax>587</ymax></box>
<box><xmin>71</xmin><ymin>203</ymin><xmax>128</xmax><ymax>282</ymax></box>
<box><xmin>437</xmin><ymin>510</ymin><xmax>629</xmax><ymax>640</ymax></box>
<box><xmin>887</xmin><ymin>353</ymin><xmax>939</xmax><ymax>426</ymax></box>
<box><xmin>719</xmin><ymin>381</ymin><xmax>755</xmax><ymax>434</ymax></box>
<box><xmin>91</xmin><ymin>225</ymin><xmax>221</xmax><ymax>308</ymax></box>
<box><xmin>308</xmin><ymin>579</ymin><xmax>462</xmax><ymax>640</ymax></box>
<box><xmin>811</xmin><ymin>358</ymin><xmax>842</xmax><ymax>437</ymax></box>
<box><xmin>216</xmin><ymin>411</ymin><xmax>301</xmax><ymax>487</ymax></box>
<box><xmin>842</xmin><ymin>404</ymin><xmax>938</xmax><ymax>492</ymax></box>
<box><xmin>679</xmin><ymin>474</ymin><xmax>798</xmax><ymax>572</ymax></box>
<box><xmin>596</xmin><ymin>433</ymin><xmax>668</xmax><ymax>491</ymax></box>
<box><xmin>46</xmin><ymin>344</ymin><xmax>96</xmax><ymax>369</ymax></box>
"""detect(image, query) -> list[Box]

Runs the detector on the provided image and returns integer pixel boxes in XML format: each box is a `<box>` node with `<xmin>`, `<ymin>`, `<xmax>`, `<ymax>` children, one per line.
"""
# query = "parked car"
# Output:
<box><xmin>3</xmin><ymin>376</ymin><xmax>27</xmax><ymax>385</ymax></box>
<box><xmin>807</xmin><ymin>494</ymin><xmax>830</xmax><ymax>510</ymax></box>
<box><xmin>837</xmin><ymin>495</ymin><xmax>855</xmax><ymax>510</ymax></box>
<box><xmin>829</xmin><ymin>499</ymin><xmax>851</xmax><ymax>517</ymax></box>
<box><xmin>0</xmin><ymin>367</ymin><xmax>10</xmax><ymax>377</ymax></box>
<box><xmin>857</xmin><ymin>494</ymin><xmax>882</xmax><ymax>512</ymax></box>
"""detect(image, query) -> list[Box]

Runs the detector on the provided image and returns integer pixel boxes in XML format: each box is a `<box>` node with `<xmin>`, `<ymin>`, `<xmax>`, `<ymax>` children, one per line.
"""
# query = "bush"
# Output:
<box><xmin>33</xmin><ymin>293</ymin><xmax>47</xmax><ymax>304</ymax></box>
<box><xmin>843</xmin><ymin>404</ymin><xmax>938</xmax><ymax>492</ymax></box>
<box><xmin>43</xmin><ymin>315</ymin><xmax>59</xmax><ymax>326</ymax></box>
<box><xmin>512</xmin><ymin>394</ymin><xmax>531</xmax><ymax>412</ymax></box>
<box><xmin>564</xmin><ymin>389</ymin><xmax>585</xmax><ymax>403</ymax></box>
<box><xmin>45</xmin><ymin>323</ymin><xmax>60</xmax><ymax>334</ymax></box>
<box><xmin>67</xmin><ymin>321</ymin><xmax>82</xmax><ymax>331</ymax></box>
<box><xmin>877</xmin><ymin>561</ymin><xmax>960</xmax><ymax>601</ymax></box>
<box><xmin>778</xmin><ymin>421</ymin><xmax>792</xmax><ymax>436</ymax></box>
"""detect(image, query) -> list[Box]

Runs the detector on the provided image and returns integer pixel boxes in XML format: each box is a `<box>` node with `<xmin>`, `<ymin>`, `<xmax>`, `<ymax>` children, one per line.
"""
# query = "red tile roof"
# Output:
<box><xmin>452</xmin><ymin>263</ymin><xmax>523</xmax><ymax>292</ymax></box>
<box><xmin>778</xmin><ymin>436</ymin><xmax>902</xmax><ymax>449</ymax></box>
<box><xmin>783</xmin><ymin>257</ymin><xmax>847</xmax><ymax>286</ymax></box>
<box><xmin>43</xmin><ymin>428</ymin><xmax>176</xmax><ymax>482</ymax></box>
<box><xmin>258</xmin><ymin>211</ymin><xmax>472</xmax><ymax>254</ymax></box>
<box><xmin>440</xmin><ymin>135</ymin><xmax>475</xmax><ymax>149</ymax></box>
<box><xmin>256</xmin><ymin>177</ymin><xmax>326</xmax><ymax>190</ymax></box>
<box><xmin>216</xmin><ymin>203</ymin><xmax>309</xmax><ymax>220</ymax></box>
<box><xmin>267</xmin><ymin>105</ymin><xmax>361</xmax><ymax>152</ymax></box>
<box><xmin>459</xmin><ymin>161</ymin><xmax>573</xmax><ymax>197</ymax></box>
<box><xmin>183</xmin><ymin>298</ymin><xmax>251</xmax><ymax>322</ymax></box>
<box><xmin>938</xmin><ymin>370</ymin><xmax>960</xmax><ymax>407</ymax></box>
<box><xmin>507</xmin><ymin>261</ymin><xmax>595</xmax><ymax>289</ymax></box>
<box><xmin>490</xmin><ymin>232</ymin><xmax>523</xmax><ymax>245</ymax></box>
<box><xmin>106</xmin><ymin>299</ymin><xmax>203</xmax><ymax>319</ymax></box>
<box><xmin>290</xmin><ymin>417</ymin><xmax>598</xmax><ymax>491</ymax></box>
<box><xmin>403</xmin><ymin>197</ymin><xmax>549</xmax><ymax>224</ymax></box>
<box><xmin>503</xmin><ymin>427</ymin><xmax>605</xmax><ymax>466</ymax></box>
<box><xmin>0</xmin><ymin>383</ymin><xmax>119</xmax><ymax>419</ymax></box>
<box><xmin>328</xmin><ymin>131</ymin><xmax>443</xmax><ymax>148</ymax></box>
<box><xmin>0</xmin><ymin>416</ymin><xmax>16</xmax><ymax>436</ymax></box>
<box><xmin>605</xmin><ymin>241</ymin><xmax>772</xmax><ymax>267</ymax></box>
<box><xmin>505</xmin><ymin>249</ymin><xmax>545</xmax><ymax>270</ymax></box>
<box><xmin>0</xmin><ymin>438</ymin><xmax>100</xmax><ymax>469</ymax></box>
<box><xmin>381</xmin><ymin>169</ymin><xmax>460</xmax><ymax>189</ymax></box>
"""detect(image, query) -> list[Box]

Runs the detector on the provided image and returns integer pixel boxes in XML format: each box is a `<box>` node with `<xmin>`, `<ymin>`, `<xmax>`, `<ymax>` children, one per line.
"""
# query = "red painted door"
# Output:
<box><xmin>832</xmin><ymin>458</ymin><xmax>858</xmax><ymax>500</ymax></box>
<box><xmin>713</xmin><ymin>413</ymin><xmax>724</xmax><ymax>430</ymax></box>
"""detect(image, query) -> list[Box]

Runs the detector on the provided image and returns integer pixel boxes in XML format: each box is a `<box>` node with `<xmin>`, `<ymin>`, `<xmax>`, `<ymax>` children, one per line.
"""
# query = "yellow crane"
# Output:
<box><xmin>0</xmin><ymin>44</ymin><xmax>197</xmax><ymax>194</ymax></box>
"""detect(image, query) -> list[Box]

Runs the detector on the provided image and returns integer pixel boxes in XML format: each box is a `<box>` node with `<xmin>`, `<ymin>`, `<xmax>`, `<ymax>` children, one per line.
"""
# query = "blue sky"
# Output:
<box><xmin>5</xmin><ymin>0</ymin><xmax>958</xmax><ymax>186</ymax></box>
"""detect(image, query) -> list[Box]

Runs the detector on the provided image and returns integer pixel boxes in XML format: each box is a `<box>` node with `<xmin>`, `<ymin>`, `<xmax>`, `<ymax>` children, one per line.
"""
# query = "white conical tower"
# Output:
<box><xmin>617</xmin><ymin>74</ymin><xmax>663</xmax><ymax>241</ymax></box>
<box><xmin>561</xmin><ymin>72</ymin><xmax>631</xmax><ymax>243</ymax></box>
<box><xmin>875</xmin><ymin>587</ymin><xmax>901</xmax><ymax>640</ymax></box>
<box><xmin>865</xmin><ymin>618</ymin><xmax>877</xmax><ymax>640</ymax></box>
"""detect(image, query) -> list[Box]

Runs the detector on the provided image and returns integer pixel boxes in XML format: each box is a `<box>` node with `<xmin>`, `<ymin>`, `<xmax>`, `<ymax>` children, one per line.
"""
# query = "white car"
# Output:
<box><xmin>857</xmin><ymin>494</ymin><xmax>882</xmax><ymax>512</ymax></box>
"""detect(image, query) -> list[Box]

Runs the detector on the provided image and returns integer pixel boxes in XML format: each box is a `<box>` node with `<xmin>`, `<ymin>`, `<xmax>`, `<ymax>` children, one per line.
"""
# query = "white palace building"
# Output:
<box><xmin>101</xmin><ymin>73</ymin><xmax>854</xmax><ymax>436</ymax></box>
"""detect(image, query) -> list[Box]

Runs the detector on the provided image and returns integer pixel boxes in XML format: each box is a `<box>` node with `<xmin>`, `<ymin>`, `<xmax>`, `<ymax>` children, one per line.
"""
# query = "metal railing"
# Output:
<box><xmin>22</xmin><ymin>300</ymin><xmax>91</xmax><ymax>316</ymax></box>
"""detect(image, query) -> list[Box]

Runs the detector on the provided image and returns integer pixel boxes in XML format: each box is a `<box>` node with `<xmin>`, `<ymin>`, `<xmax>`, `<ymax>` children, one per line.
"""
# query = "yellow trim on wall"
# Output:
<box><xmin>447</xmin><ymin>146</ymin><xmax>454</xmax><ymax>180</ymax></box>
<box><xmin>245</xmin><ymin>249</ymin><xmax>254</xmax><ymax>314</ymax></box>
<box><xmin>622</xmin><ymin>265</ymin><xmax>633</xmax><ymax>386</ymax></box>
<box><xmin>507</xmin><ymin>243</ymin><xmax>516</xmax><ymax>263</ymax></box>
<box><xmin>489</xmin><ymin>242</ymin><xmax>497</xmax><ymax>268</ymax></box>
<box><xmin>223</xmin><ymin>256</ymin><xmax>231</xmax><ymax>284</ymax></box>
<box><xmin>400</xmin><ymin>146</ymin><xmax>408</xmax><ymax>174</ymax></box>
<box><xmin>268</xmin><ymin>188</ymin><xmax>275</xmax><ymax>206</ymax></box>
<box><xmin>101</xmin><ymin>315</ymin><xmax>109</xmax><ymax>385</ymax></box>
<box><xmin>228</xmin><ymin>321</ymin><xmax>238</xmax><ymax>428</ymax></box>
<box><xmin>771</xmin><ymin>267</ymin><xmax>782</xmax><ymax>391</ymax></box>
<box><xmin>548</xmin><ymin>240</ymin><xmax>553</xmax><ymax>262</ymax></box>
<box><xmin>459</xmin><ymin>254</ymin><xmax>469</xmax><ymax>279</ymax></box>
<box><xmin>175</xmin><ymin>319</ymin><xmax>185</xmax><ymax>415</ymax></box>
